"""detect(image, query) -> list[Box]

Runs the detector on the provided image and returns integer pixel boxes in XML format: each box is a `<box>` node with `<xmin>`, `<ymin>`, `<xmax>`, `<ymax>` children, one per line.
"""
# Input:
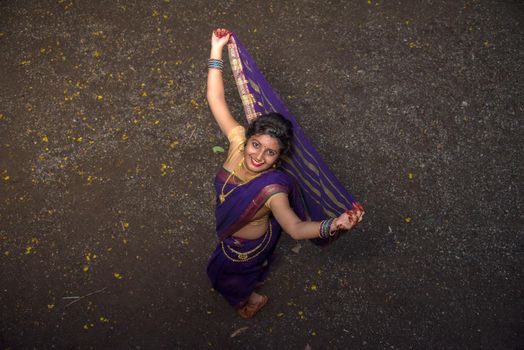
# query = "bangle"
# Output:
<box><xmin>319</xmin><ymin>218</ymin><xmax>335</xmax><ymax>239</ymax></box>
<box><xmin>207</xmin><ymin>58</ymin><xmax>224</xmax><ymax>71</ymax></box>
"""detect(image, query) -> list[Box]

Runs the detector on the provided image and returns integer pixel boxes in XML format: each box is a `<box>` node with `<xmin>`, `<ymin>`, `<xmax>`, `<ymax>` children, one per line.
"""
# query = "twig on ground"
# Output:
<box><xmin>63</xmin><ymin>287</ymin><xmax>108</xmax><ymax>308</ymax></box>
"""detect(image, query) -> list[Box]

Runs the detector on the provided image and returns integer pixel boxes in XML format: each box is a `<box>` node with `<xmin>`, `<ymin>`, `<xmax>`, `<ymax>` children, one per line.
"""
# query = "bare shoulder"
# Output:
<box><xmin>267</xmin><ymin>192</ymin><xmax>291</xmax><ymax>210</ymax></box>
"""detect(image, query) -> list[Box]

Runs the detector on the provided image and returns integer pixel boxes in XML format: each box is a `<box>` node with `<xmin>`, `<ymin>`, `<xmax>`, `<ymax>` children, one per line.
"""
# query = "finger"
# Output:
<box><xmin>347</xmin><ymin>212</ymin><xmax>356</xmax><ymax>226</ymax></box>
<box><xmin>336</xmin><ymin>218</ymin><xmax>345</xmax><ymax>230</ymax></box>
<box><xmin>354</xmin><ymin>202</ymin><xmax>364</xmax><ymax>212</ymax></box>
<box><xmin>350</xmin><ymin>211</ymin><xmax>360</xmax><ymax>226</ymax></box>
<box><xmin>345</xmin><ymin>210</ymin><xmax>355</xmax><ymax>225</ymax></box>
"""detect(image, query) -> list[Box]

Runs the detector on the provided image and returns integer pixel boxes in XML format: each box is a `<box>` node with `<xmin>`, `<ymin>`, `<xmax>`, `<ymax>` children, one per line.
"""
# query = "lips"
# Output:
<box><xmin>250</xmin><ymin>158</ymin><xmax>264</xmax><ymax>167</ymax></box>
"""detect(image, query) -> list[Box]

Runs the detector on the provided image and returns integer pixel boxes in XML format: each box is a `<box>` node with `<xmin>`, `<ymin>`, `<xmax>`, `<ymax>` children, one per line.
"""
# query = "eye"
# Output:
<box><xmin>267</xmin><ymin>150</ymin><xmax>277</xmax><ymax>157</ymax></box>
<box><xmin>252</xmin><ymin>141</ymin><xmax>260</xmax><ymax>149</ymax></box>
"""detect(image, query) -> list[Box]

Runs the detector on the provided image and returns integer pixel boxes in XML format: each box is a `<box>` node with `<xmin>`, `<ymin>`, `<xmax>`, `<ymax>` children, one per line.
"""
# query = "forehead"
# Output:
<box><xmin>249</xmin><ymin>134</ymin><xmax>279</xmax><ymax>150</ymax></box>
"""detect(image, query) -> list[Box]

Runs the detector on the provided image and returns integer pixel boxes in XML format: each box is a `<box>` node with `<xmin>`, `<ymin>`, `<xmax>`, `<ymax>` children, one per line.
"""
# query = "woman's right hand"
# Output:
<box><xmin>211</xmin><ymin>28</ymin><xmax>231</xmax><ymax>51</ymax></box>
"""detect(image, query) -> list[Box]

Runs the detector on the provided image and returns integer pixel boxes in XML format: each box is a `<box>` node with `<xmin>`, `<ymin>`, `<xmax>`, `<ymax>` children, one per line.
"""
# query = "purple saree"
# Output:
<box><xmin>207</xmin><ymin>168</ymin><xmax>301</xmax><ymax>308</ymax></box>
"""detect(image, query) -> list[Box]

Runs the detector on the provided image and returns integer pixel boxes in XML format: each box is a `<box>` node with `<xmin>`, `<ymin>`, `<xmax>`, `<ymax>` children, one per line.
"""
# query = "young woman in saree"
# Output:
<box><xmin>206</xmin><ymin>29</ymin><xmax>364</xmax><ymax>319</ymax></box>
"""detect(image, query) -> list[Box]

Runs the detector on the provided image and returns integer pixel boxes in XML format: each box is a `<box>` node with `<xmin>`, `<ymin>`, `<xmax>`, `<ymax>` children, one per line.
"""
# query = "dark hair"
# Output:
<box><xmin>245</xmin><ymin>112</ymin><xmax>293</xmax><ymax>155</ymax></box>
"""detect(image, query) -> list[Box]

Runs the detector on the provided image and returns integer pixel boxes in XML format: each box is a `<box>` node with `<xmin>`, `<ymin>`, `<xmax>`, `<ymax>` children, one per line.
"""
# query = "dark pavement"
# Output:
<box><xmin>1</xmin><ymin>1</ymin><xmax>522</xmax><ymax>349</ymax></box>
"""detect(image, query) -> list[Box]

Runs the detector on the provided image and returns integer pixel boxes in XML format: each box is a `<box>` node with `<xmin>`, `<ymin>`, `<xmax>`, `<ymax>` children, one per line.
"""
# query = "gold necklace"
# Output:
<box><xmin>219</xmin><ymin>159</ymin><xmax>262</xmax><ymax>204</ymax></box>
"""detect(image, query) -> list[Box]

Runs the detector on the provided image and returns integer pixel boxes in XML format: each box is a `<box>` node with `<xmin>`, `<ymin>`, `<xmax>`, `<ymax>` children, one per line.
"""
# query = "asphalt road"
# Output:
<box><xmin>1</xmin><ymin>1</ymin><xmax>522</xmax><ymax>349</ymax></box>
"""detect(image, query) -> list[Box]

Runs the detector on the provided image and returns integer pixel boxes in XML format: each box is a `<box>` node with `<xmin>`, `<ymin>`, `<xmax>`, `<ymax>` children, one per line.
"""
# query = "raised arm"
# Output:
<box><xmin>269</xmin><ymin>193</ymin><xmax>364</xmax><ymax>240</ymax></box>
<box><xmin>207</xmin><ymin>29</ymin><xmax>240</xmax><ymax>137</ymax></box>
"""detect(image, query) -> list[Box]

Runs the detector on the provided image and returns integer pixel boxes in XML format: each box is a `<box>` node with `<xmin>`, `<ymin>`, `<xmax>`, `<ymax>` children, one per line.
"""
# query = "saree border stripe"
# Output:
<box><xmin>228</xmin><ymin>36</ymin><xmax>260</xmax><ymax>123</ymax></box>
<box><xmin>218</xmin><ymin>183</ymin><xmax>289</xmax><ymax>241</ymax></box>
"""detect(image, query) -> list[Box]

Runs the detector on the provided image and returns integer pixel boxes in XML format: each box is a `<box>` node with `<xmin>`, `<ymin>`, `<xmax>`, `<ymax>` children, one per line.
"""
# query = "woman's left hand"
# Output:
<box><xmin>334</xmin><ymin>202</ymin><xmax>365</xmax><ymax>231</ymax></box>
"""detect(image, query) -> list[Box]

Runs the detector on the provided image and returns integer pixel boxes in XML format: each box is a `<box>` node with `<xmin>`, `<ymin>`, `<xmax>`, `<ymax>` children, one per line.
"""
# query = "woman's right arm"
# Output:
<box><xmin>207</xmin><ymin>29</ymin><xmax>240</xmax><ymax>137</ymax></box>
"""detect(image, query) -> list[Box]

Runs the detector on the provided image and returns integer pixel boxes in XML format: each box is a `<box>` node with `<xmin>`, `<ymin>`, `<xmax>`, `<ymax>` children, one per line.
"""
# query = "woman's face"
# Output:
<box><xmin>243</xmin><ymin>133</ymin><xmax>281</xmax><ymax>173</ymax></box>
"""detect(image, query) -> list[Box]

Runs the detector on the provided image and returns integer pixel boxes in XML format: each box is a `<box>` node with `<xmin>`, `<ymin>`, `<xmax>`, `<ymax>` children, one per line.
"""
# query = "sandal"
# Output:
<box><xmin>237</xmin><ymin>295</ymin><xmax>269</xmax><ymax>319</ymax></box>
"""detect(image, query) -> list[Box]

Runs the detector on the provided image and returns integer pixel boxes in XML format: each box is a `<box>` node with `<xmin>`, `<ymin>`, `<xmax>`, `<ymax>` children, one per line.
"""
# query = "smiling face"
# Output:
<box><xmin>243</xmin><ymin>133</ymin><xmax>281</xmax><ymax>173</ymax></box>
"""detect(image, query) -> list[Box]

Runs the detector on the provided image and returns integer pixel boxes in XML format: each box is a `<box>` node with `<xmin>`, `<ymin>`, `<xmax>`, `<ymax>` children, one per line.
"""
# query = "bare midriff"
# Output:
<box><xmin>232</xmin><ymin>209</ymin><xmax>270</xmax><ymax>240</ymax></box>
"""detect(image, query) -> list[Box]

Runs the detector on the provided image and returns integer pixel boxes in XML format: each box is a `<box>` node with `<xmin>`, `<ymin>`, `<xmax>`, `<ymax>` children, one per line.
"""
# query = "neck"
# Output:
<box><xmin>240</xmin><ymin>158</ymin><xmax>263</xmax><ymax>179</ymax></box>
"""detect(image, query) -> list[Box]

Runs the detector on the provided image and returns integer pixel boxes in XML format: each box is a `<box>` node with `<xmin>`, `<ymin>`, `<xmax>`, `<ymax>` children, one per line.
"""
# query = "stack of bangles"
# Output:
<box><xmin>208</xmin><ymin>58</ymin><xmax>224</xmax><ymax>71</ymax></box>
<box><xmin>319</xmin><ymin>218</ymin><xmax>336</xmax><ymax>239</ymax></box>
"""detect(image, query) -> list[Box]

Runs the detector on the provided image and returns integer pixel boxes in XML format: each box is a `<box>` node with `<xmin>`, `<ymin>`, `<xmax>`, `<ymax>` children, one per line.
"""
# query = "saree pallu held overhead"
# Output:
<box><xmin>227</xmin><ymin>33</ymin><xmax>359</xmax><ymax>245</ymax></box>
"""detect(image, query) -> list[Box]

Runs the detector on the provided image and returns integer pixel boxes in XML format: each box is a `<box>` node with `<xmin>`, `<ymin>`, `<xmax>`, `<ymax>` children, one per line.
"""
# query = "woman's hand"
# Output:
<box><xmin>211</xmin><ymin>28</ymin><xmax>231</xmax><ymax>51</ymax></box>
<box><xmin>333</xmin><ymin>202</ymin><xmax>365</xmax><ymax>231</ymax></box>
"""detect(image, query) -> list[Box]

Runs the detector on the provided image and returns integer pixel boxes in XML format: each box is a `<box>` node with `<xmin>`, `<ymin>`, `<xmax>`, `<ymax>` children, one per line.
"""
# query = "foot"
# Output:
<box><xmin>237</xmin><ymin>292</ymin><xmax>269</xmax><ymax>319</ymax></box>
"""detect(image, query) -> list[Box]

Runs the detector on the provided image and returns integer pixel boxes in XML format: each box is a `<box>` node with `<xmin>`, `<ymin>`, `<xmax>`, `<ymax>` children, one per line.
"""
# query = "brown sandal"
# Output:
<box><xmin>237</xmin><ymin>295</ymin><xmax>269</xmax><ymax>319</ymax></box>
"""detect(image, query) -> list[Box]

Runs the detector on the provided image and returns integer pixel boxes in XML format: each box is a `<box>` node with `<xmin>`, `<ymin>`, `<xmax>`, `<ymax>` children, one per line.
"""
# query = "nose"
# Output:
<box><xmin>254</xmin><ymin>149</ymin><xmax>264</xmax><ymax>161</ymax></box>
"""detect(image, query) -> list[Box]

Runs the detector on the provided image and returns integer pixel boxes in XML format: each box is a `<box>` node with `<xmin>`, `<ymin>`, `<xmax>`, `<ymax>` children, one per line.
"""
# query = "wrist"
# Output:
<box><xmin>330</xmin><ymin>218</ymin><xmax>338</xmax><ymax>233</ymax></box>
<box><xmin>210</xmin><ymin>47</ymin><xmax>224</xmax><ymax>59</ymax></box>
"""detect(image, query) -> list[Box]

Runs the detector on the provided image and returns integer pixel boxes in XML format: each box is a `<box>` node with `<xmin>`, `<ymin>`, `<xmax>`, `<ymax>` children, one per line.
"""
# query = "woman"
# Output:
<box><xmin>206</xmin><ymin>29</ymin><xmax>364</xmax><ymax>319</ymax></box>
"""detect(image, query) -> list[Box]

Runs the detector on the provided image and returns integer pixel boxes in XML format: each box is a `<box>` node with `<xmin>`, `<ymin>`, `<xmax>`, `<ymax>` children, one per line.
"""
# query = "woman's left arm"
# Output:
<box><xmin>268</xmin><ymin>193</ymin><xmax>363</xmax><ymax>240</ymax></box>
